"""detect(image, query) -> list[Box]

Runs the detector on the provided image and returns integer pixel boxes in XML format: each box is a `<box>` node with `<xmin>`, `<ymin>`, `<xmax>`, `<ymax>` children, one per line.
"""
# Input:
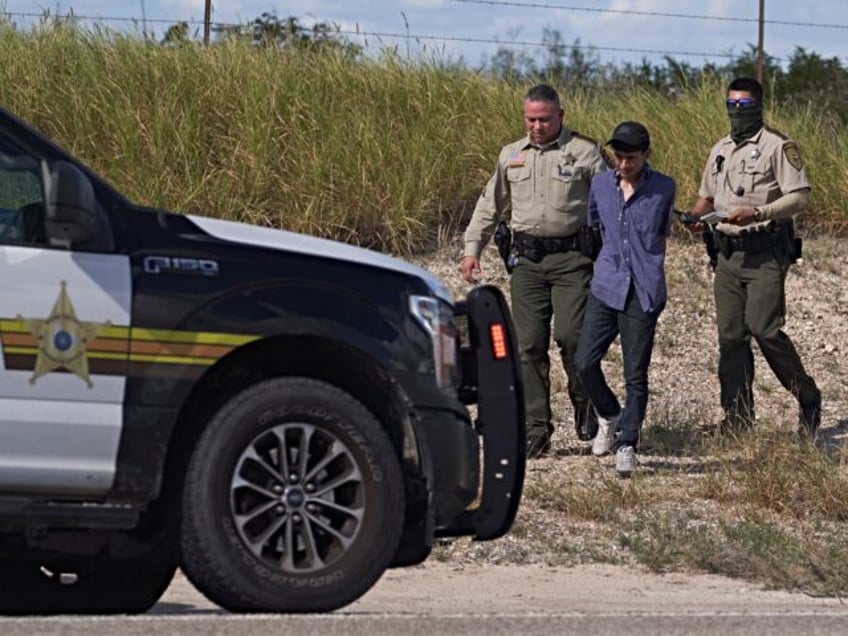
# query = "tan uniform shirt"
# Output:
<box><xmin>698</xmin><ymin>126</ymin><xmax>811</xmax><ymax>237</ymax></box>
<box><xmin>463</xmin><ymin>127</ymin><xmax>608</xmax><ymax>259</ymax></box>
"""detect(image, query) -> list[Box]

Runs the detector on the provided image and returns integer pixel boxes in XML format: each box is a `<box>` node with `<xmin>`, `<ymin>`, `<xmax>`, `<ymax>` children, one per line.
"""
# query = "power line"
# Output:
<box><xmin>338</xmin><ymin>29</ymin><xmax>756</xmax><ymax>62</ymax></box>
<box><xmin>449</xmin><ymin>0</ymin><xmax>848</xmax><ymax>30</ymax></box>
<box><xmin>4</xmin><ymin>4</ymin><xmax>844</xmax><ymax>32</ymax></box>
<box><xmin>3</xmin><ymin>10</ymin><xmax>831</xmax><ymax>64</ymax></box>
<box><xmin>1</xmin><ymin>10</ymin><xmax>189</xmax><ymax>26</ymax></box>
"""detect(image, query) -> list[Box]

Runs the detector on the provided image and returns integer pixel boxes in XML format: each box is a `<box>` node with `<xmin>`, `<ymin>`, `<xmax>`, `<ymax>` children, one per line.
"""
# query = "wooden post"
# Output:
<box><xmin>204</xmin><ymin>0</ymin><xmax>212</xmax><ymax>45</ymax></box>
<box><xmin>756</xmin><ymin>0</ymin><xmax>765</xmax><ymax>84</ymax></box>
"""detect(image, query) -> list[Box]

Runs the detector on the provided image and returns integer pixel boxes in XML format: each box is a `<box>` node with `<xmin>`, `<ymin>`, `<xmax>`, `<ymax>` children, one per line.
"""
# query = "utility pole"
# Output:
<box><xmin>756</xmin><ymin>0</ymin><xmax>765</xmax><ymax>83</ymax></box>
<box><xmin>204</xmin><ymin>0</ymin><xmax>212</xmax><ymax>46</ymax></box>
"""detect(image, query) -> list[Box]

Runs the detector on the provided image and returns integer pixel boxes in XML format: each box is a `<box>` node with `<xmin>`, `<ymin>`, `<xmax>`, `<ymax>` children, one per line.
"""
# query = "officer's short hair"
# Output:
<box><xmin>728</xmin><ymin>77</ymin><xmax>764</xmax><ymax>102</ymax></box>
<box><xmin>524</xmin><ymin>84</ymin><xmax>561</xmax><ymax>108</ymax></box>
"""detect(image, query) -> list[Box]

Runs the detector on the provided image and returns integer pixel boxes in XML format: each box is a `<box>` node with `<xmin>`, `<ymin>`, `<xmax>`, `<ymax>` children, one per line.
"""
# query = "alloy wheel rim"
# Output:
<box><xmin>230</xmin><ymin>422</ymin><xmax>366</xmax><ymax>573</ymax></box>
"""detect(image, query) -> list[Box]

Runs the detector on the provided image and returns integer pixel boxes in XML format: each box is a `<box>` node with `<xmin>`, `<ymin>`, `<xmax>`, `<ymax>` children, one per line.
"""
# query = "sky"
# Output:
<box><xmin>2</xmin><ymin>1</ymin><xmax>846</xmax><ymax>69</ymax></box>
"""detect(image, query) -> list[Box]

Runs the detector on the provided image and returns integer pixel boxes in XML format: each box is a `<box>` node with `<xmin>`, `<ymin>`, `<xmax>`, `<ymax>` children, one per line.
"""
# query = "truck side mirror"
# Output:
<box><xmin>45</xmin><ymin>160</ymin><xmax>97</xmax><ymax>246</ymax></box>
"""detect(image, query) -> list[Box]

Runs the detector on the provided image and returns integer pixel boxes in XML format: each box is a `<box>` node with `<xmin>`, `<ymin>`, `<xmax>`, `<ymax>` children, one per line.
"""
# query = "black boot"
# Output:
<box><xmin>798</xmin><ymin>389</ymin><xmax>822</xmax><ymax>438</ymax></box>
<box><xmin>526</xmin><ymin>423</ymin><xmax>554</xmax><ymax>458</ymax></box>
<box><xmin>574</xmin><ymin>406</ymin><xmax>599</xmax><ymax>442</ymax></box>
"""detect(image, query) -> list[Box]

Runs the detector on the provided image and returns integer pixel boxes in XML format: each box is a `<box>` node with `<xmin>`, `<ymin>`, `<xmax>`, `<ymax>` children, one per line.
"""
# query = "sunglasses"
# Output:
<box><xmin>726</xmin><ymin>98</ymin><xmax>758</xmax><ymax>108</ymax></box>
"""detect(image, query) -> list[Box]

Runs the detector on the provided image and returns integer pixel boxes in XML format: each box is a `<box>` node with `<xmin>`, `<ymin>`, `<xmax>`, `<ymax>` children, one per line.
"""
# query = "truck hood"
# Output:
<box><xmin>188</xmin><ymin>215</ymin><xmax>453</xmax><ymax>304</ymax></box>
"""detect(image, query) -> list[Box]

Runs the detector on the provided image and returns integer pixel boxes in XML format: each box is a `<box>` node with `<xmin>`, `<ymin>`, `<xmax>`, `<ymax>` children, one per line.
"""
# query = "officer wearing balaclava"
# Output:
<box><xmin>686</xmin><ymin>77</ymin><xmax>821</xmax><ymax>439</ymax></box>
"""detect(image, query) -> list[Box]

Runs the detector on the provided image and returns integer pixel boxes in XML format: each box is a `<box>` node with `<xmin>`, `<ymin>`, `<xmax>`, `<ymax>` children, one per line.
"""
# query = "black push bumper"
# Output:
<box><xmin>438</xmin><ymin>284</ymin><xmax>525</xmax><ymax>541</ymax></box>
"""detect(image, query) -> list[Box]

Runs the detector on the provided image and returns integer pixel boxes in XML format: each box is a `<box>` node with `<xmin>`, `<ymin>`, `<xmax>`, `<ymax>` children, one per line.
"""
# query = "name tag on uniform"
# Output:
<box><xmin>507</xmin><ymin>151</ymin><xmax>526</xmax><ymax>168</ymax></box>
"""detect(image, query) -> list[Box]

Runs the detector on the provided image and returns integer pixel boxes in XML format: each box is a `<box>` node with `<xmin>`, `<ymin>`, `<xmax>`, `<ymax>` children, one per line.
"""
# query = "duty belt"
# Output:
<box><xmin>714</xmin><ymin>220</ymin><xmax>792</xmax><ymax>258</ymax></box>
<box><xmin>512</xmin><ymin>231</ymin><xmax>581</xmax><ymax>262</ymax></box>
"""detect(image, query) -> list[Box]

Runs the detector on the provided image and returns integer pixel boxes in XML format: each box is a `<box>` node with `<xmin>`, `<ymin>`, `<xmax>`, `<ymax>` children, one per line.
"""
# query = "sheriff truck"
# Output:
<box><xmin>0</xmin><ymin>106</ymin><xmax>525</xmax><ymax>614</ymax></box>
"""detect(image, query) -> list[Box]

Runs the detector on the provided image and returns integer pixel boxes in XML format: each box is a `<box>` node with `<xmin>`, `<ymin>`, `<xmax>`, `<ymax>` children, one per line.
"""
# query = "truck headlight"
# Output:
<box><xmin>409</xmin><ymin>295</ymin><xmax>458</xmax><ymax>390</ymax></box>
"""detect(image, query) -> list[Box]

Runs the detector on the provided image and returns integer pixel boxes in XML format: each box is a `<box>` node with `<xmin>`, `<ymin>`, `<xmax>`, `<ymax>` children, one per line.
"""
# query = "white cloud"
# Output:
<box><xmin>400</xmin><ymin>0</ymin><xmax>449</xmax><ymax>8</ymax></box>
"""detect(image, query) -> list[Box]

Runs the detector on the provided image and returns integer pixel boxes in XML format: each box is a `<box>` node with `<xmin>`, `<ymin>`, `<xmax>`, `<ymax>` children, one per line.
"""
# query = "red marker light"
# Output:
<box><xmin>489</xmin><ymin>323</ymin><xmax>508</xmax><ymax>359</ymax></box>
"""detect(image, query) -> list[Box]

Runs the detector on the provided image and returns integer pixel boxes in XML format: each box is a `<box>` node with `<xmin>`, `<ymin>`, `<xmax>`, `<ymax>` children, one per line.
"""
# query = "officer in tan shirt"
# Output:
<box><xmin>460</xmin><ymin>84</ymin><xmax>608</xmax><ymax>457</ymax></box>
<box><xmin>689</xmin><ymin>77</ymin><xmax>821</xmax><ymax>437</ymax></box>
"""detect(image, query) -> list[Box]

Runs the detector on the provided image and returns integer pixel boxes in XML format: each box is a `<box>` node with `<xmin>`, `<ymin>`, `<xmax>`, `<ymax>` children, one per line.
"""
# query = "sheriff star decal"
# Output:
<box><xmin>17</xmin><ymin>281</ymin><xmax>110</xmax><ymax>388</ymax></box>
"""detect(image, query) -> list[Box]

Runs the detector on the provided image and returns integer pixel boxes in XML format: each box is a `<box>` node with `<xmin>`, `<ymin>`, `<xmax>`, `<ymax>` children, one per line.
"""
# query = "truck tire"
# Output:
<box><xmin>0</xmin><ymin>549</ymin><xmax>176</xmax><ymax>615</ymax></box>
<box><xmin>180</xmin><ymin>377</ymin><xmax>405</xmax><ymax>612</ymax></box>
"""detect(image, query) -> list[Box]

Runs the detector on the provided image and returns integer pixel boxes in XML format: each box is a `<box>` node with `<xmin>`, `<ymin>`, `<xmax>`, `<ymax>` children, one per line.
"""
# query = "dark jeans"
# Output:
<box><xmin>575</xmin><ymin>287</ymin><xmax>663</xmax><ymax>449</ymax></box>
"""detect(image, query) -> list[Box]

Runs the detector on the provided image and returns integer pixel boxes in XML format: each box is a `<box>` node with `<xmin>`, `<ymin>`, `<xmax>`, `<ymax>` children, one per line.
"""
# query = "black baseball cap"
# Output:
<box><xmin>607</xmin><ymin>121</ymin><xmax>650</xmax><ymax>152</ymax></box>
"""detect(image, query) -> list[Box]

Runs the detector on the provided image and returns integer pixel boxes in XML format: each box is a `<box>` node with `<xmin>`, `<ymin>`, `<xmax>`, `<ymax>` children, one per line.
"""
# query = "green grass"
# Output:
<box><xmin>620</xmin><ymin>511</ymin><xmax>848</xmax><ymax>594</ymax></box>
<box><xmin>2</xmin><ymin>25</ymin><xmax>847</xmax><ymax>255</ymax></box>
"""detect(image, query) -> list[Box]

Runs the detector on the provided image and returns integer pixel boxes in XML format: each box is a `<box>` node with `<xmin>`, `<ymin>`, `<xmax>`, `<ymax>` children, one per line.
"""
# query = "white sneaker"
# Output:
<box><xmin>592</xmin><ymin>413</ymin><xmax>619</xmax><ymax>457</ymax></box>
<box><xmin>615</xmin><ymin>445</ymin><xmax>636</xmax><ymax>477</ymax></box>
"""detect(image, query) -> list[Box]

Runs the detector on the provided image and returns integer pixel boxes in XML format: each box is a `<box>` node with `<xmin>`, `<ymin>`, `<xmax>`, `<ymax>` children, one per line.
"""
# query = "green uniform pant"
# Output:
<box><xmin>510</xmin><ymin>250</ymin><xmax>593</xmax><ymax>439</ymax></box>
<box><xmin>714</xmin><ymin>250</ymin><xmax>818</xmax><ymax>420</ymax></box>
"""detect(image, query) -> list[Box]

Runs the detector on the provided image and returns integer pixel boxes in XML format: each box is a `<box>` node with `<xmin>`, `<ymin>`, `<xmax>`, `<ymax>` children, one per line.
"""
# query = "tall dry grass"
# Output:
<box><xmin>1</xmin><ymin>25</ymin><xmax>846</xmax><ymax>255</ymax></box>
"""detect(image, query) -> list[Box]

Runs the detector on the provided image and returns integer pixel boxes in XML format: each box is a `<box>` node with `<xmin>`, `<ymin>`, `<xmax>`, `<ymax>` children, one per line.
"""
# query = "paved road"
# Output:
<box><xmin>3</xmin><ymin>563</ymin><xmax>848</xmax><ymax>635</ymax></box>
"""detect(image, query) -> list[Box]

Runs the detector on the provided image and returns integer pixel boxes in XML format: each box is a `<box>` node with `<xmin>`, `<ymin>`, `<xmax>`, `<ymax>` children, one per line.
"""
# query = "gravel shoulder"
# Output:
<box><xmin>411</xmin><ymin>233</ymin><xmax>848</xmax><ymax>575</ymax></box>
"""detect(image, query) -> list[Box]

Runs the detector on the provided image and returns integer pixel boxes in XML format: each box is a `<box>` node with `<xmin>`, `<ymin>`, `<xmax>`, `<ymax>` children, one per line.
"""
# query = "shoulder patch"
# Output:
<box><xmin>571</xmin><ymin>131</ymin><xmax>600</xmax><ymax>145</ymax></box>
<box><xmin>764</xmin><ymin>125</ymin><xmax>789</xmax><ymax>141</ymax></box>
<box><xmin>782</xmin><ymin>141</ymin><xmax>803</xmax><ymax>171</ymax></box>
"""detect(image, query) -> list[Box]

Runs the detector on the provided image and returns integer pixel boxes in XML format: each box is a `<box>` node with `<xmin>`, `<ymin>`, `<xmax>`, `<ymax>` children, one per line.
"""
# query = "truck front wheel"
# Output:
<box><xmin>180</xmin><ymin>377</ymin><xmax>405</xmax><ymax>612</ymax></box>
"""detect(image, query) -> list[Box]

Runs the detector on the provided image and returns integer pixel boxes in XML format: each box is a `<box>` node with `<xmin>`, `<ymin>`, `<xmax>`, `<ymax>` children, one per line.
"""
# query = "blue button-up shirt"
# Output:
<box><xmin>587</xmin><ymin>165</ymin><xmax>676</xmax><ymax>313</ymax></box>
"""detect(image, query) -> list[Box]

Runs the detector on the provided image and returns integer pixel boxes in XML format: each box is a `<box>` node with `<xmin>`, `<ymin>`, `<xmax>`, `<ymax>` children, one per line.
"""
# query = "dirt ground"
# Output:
<box><xmin>158</xmin><ymin>562</ymin><xmax>848</xmax><ymax>615</ymax></box>
<box><xmin>354</xmin><ymin>562</ymin><xmax>848</xmax><ymax>614</ymax></box>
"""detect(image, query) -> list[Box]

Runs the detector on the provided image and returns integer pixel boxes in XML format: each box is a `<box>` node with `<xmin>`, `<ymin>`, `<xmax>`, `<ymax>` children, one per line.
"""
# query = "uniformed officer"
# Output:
<box><xmin>688</xmin><ymin>77</ymin><xmax>822</xmax><ymax>437</ymax></box>
<box><xmin>460</xmin><ymin>84</ymin><xmax>609</xmax><ymax>457</ymax></box>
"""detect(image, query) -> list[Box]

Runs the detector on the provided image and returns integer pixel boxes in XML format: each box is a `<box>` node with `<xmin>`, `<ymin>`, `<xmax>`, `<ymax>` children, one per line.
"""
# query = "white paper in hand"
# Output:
<box><xmin>699</xmin><ymin>210</ymin><xmax>728</xmax><ymax>224</ymax></box>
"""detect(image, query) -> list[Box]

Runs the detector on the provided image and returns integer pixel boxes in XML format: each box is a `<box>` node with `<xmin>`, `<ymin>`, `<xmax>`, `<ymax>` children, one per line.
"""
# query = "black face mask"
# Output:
<box><xmin>727</xmin><ymin>103</ymin><xmax>764</xmax><ymax>144</ymax></box>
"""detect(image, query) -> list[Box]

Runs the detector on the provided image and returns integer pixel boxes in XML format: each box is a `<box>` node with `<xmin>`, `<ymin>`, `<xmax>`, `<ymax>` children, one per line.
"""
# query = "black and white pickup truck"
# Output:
<box><xmin>0</xmin><ymin>106</ymin><xmax>525</xmax><ymax>614</ymax></box>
